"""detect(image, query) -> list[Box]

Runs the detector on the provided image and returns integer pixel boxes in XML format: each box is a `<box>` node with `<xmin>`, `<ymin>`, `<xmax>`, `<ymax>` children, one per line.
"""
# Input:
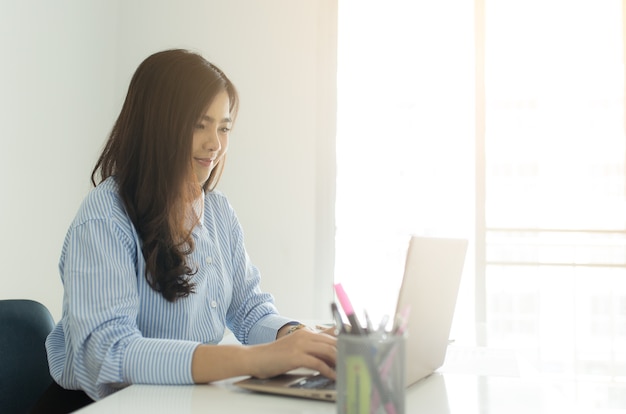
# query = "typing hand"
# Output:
<box><xmin>251</xmin><ymin>328</ymin><xmax>337</xmax><ymax>380</ymax></box>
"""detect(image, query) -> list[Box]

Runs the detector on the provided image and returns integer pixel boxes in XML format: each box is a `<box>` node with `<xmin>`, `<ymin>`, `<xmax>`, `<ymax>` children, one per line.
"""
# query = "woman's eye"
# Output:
<box><xmin>220</xmin><ymin>127</ymin><xmax>231</xmax><ymax>133</ymax></box>
<box><xmin>195</xmin><ymin>124</ymin><xmax>206</xmax><ymax>130</ymax></box>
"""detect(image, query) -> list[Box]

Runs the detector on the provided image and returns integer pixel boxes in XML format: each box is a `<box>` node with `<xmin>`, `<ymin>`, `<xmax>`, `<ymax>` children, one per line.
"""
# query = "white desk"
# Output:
<box><xmin>76</xmin><ymin>345</ymin><xmax>626</xmax><ymax>414</ymax></box>
<box><xmin>75</xmin><ymin>373</ymin><xmax>578</xmax><ymax>414</ymax></box>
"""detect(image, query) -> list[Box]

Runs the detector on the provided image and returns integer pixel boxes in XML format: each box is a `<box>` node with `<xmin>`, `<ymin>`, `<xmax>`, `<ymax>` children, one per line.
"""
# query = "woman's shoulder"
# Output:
<box><xmin>73</xmin><ymin>177</ymin><xmax>129</xmax><ymax>226</ymax></box>
<box><xmin>204</xmin><ymin>189</ymin><xmax>239</xmax><ymax>223</ymax></box>
<box><xmin>205</xmin><ymin>189</ymin><xmax>231</xmax><ymax>208</ymax></box>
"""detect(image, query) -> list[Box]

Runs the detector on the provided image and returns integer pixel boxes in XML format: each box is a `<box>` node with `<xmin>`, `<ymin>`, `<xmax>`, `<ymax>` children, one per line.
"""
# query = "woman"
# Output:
<box><xmin>35</xmin><ymin>49</ymin><xmax>336</xmax><ymax>412</ymax></box>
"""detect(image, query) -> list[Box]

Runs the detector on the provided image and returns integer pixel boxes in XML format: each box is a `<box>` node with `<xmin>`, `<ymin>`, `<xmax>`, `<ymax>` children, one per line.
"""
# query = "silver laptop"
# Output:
<box><xmin>234</xmin><ymin>236</ymin><xmax>468</xmax><ymax>401</ymax></box>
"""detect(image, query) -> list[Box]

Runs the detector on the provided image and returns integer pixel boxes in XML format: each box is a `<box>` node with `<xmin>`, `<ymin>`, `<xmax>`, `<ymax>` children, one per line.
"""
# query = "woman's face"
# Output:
<box><xmin>192</xmin><ymin>90</ymin><xmax>232</xmax><ymax>185</ymax></box>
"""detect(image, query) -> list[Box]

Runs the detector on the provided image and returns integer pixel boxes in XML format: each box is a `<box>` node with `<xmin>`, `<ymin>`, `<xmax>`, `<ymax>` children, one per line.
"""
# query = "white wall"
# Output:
<box><xmin>0</xmin><ymin>1</ymin><xmax>120</xmax><ymax>320</ymax></box>
<box><xmin>0</xmin><ymin>0</ymin><xmax>337</xmax><ymax>322</ymax></box>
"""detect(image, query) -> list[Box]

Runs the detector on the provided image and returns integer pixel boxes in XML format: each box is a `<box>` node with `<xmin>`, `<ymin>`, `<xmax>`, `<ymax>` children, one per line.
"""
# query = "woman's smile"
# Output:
<box><xmin>194</xmin><ymin>157</ymin><xmax>215</xmax><ymax>169</ymax></box>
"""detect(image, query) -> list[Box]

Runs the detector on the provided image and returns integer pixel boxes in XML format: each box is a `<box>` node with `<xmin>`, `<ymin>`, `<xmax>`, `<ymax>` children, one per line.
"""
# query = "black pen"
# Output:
<box><xmin>330</xmin><ymin>302</ymin><xmax>346</xmax><ymax>334</ymax></box>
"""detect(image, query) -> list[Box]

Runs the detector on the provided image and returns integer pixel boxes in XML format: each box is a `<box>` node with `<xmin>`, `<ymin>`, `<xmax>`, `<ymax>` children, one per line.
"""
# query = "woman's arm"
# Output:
<box><xmin>191</xmin><ymin>328</ymin><xmax>337</xmax><ymax>383</ymax></box>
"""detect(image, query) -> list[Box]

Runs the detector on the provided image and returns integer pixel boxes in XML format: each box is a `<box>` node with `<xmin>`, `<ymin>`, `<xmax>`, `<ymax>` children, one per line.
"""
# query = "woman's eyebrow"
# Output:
<box><xmin>201</xmin><ymin>115</ymin><xmax>232</xmax><ymax>123</ymax></box>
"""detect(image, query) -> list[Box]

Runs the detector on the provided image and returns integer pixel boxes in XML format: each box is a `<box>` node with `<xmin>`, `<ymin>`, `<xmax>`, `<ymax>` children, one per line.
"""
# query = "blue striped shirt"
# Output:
<box><xmin>46</xmin><ymin>177</ymin><xmax>293</xmax><ymax>400</ymax></box>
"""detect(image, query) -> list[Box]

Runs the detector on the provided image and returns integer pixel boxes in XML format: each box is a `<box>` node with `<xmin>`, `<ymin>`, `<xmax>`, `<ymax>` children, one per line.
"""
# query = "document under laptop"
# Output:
<box><xmin>234</xmin><ymin>236</ymin><xmax>468</xmax><ymax>402</ymax></box>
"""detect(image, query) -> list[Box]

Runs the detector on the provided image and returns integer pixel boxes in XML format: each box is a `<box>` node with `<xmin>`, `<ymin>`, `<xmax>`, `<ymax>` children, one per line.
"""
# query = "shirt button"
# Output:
<box><xmin>205</xmin><ymin>257</ymin><xmax>213</xmax><ymax>265</ymax></box>
<box><xmin>210</xmin><ymin>300</ymin><xmax>217</xmax><ymax>308</ymax></box>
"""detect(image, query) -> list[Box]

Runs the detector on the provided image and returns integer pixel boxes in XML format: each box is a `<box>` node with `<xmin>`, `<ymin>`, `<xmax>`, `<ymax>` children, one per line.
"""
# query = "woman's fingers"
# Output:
<box><xmin>252</xmin><ymin>329</ymin><xmax>337</xmax><ymax>379</ymax></box>
<box><xmin>288</xmin><ymin>329</ymin><xmax>337</xmax><ymax>364</ymax></box>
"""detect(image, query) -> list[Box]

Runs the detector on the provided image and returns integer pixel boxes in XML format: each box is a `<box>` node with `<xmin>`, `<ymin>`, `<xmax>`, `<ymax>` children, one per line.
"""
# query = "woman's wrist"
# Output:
<box><xmin>276</xmin><ymin>323</ymin><xmax>307</xmax><ymax>339</ymax></box>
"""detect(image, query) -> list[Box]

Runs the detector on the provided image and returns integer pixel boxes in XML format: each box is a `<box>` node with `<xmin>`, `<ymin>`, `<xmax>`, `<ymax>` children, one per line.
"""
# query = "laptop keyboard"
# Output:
<box><xmin>289</xmin><ymin>375</ymin><xmax>336</xmax><ymax>390</ymax></box>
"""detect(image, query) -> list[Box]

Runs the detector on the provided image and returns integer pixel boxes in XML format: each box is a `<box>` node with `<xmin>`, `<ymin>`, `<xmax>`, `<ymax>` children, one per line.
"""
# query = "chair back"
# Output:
<box><xmin>0</xmin><ymin>299</ymin><xmax>55</xmax><ymax>414</ymax></box>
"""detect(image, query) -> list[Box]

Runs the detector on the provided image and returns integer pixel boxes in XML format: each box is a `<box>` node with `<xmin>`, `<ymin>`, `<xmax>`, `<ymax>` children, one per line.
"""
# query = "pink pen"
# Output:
<box><xmin>333</xmin><ymin>283</ymin><xmax>364</xmax><ymax>335</ymax></box>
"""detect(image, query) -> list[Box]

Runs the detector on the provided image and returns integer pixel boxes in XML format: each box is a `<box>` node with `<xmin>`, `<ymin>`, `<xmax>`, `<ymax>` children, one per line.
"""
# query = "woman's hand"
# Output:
<box><xmin>191</xmin><ymin>325</ymin><xmax>337</xmax><ymax>384</ymax></box>
<box><xmin>249</xmin><ymin>328</ymin><xmax>337</xmax><ymax>380</ymax></box>
<box><xmin>315</xmin><ymin>324</ymin><xmax>339</xmax><ymax>337</ymax></box>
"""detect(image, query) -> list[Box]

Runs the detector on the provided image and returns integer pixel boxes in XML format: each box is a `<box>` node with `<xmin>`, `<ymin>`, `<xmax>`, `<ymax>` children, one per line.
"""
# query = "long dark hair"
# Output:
<box><xmin>92</xmin><ymin>49</ymin><xmax>239</xmax><ymax>301</ymax></box>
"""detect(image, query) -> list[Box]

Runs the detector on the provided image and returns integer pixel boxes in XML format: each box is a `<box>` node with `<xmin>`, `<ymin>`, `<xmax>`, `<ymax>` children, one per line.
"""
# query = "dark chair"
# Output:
<box><xmin>0</xmin><ymin>299</ymin><xmax>55</xmax><ymax>414</ymax></box>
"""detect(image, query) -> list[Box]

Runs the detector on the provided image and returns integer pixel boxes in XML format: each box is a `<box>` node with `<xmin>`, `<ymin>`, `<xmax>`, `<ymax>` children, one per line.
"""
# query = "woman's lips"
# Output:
<box><xmin>195</xmin><ymin>157</ymin><xmax>215</xmax><ymax>168</ymax></box>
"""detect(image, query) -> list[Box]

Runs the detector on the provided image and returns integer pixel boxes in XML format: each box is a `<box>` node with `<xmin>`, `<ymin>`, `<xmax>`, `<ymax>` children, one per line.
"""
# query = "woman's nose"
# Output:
<box><xmin>204</xmin><ymin>128</ymin><xmax>221</xmax><ymax>152</ymax></box>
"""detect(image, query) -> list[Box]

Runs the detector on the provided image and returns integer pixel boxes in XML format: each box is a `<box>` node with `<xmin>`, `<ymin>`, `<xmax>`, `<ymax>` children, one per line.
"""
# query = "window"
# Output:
<box><xmin>336</xmin><ymin>0</ymin><xmax>626</xmax><ymax>379</ymax></box>
<box><xmin>481</xmin><ymin>0</ymin><xmax>626</xmax><ymax>378</ymax></box>
<box><xmin>335</xmin><ymin>0</ymin><xmax>475</xmax><ymax>332</ymax></box>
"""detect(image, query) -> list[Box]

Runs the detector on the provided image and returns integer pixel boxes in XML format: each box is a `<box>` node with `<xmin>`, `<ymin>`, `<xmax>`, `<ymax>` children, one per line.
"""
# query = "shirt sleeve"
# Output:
<box><xmin>58</xmin><ymin>215</ymin><xmax>198</xmax><ymax>400</ymax></box>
